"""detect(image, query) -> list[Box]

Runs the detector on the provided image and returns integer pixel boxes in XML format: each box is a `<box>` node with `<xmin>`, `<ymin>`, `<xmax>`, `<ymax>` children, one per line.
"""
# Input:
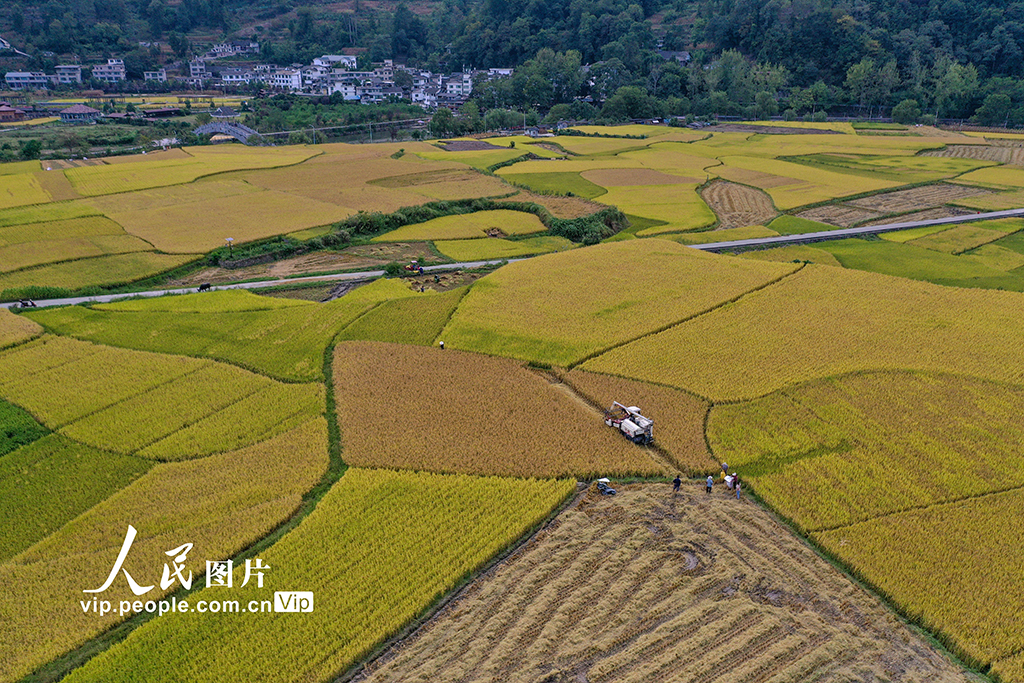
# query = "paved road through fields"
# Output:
<box><xmin>4</xmin><ymin>208</ymin><xmax>1023</xmax><ymax>310</ymax></box>
<box><xmin>0</xmin><ymin>259</ymin><xmax>523</xmax><ymax>310</ymax></box>
<box><xmin>689</xmin><ymin>208</ymin><xmax>1024</xmax><ymax>252</ymax></box>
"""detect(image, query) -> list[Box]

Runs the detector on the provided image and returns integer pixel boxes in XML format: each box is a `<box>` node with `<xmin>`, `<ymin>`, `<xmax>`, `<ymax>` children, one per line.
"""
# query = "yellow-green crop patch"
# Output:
<box><xmin>584</xmin><ymin>264</ymin><xmax>1024</xmax><ymax>401</ymax></box>
<box><xmin>663</xmin><ymin>225</ymin><xmax>778</xmax><ymax>244</ymax></box>
<box><xmin>372</xmin><ymin>210</ymin><xmax>547</xmax><ymax>242</ymax></box>
<box><xmin>59</xmin><ymin>362</ymin><xmax>274</xmax><ymax>455</ymax></box>
<box><xmin>441</xmin><ymin>239</ymin><xmax>799</xmax><ymax>367</ymax></box>
<box><xmin>0</xmin><ymin>252</ymin><xmax>196</xmax><ymax>293</ymax></box>
<box><xmin>0</xmin><ymin>200</ymin><xmax>100</xmax><ymax>228</ymax></box>
<box><xmin>97</xmin><ymin>289</ymin><xmax>312</xmax><ymax>313</ymax></box>
<box><xmin>62</xmin><ymin>469</ymin><xmax>574</xmax><ymax>683</ymax></box>
<box><xmin>907</xmin><ymin>223</ymin><xmax>1012</xmax><ymax>254</ymax></box>
<box><xmin>878</xmin><ymin>224</ymin><xmax>955</xmax><ymax>242</ymax></box>
<box><xmin>0</xmin><ymin>434</ymin><xmax>152</xmax><ymax>560</ymax></box>
<box><xmin>416</xmin><ymin>147</ymin><xmax>523</xmax><ymax>170</ymax></box>
<box><xmin>1</xmin><ymin>419</ymin><xmax>329</xmax><ymax>682</ymax></box>
<box><xmin>0</xmin><ymin>308</ymin><xmax>42</xmax><ymax>349</ymax></box>
<box><xmin>954</xmin><ymin>165</ymin><xmax>1024</xmax><ymax>190</ymax></box>
<box><xmin>337</xmin><ymin>287</ymin><xmax>466</xmax><ymax>346</ymax></box>
<box><xmin>0</xmin><ymin>172</ymin><xmax>52</xmax><ymax>209</ymax></box>
<box><xmin>434</xmin><ymin>235</ymin><xmax>574</xmax><ymax>261</ymax></box>
<box><xmin>27</xmin><ymin>280</ymin><xmax>410</xmax><ymax>381</ymax></box>
<box><xmin>599</xmin><ymin>185</ymin><xmax>716</xmax><ymax>234</ymax></box>
<box><xmin>0</xmin><ymin>338</ymin><xmax>205</xmax><ymax>427</ymax></box>
<box><xmin>64</xmin><ymin>146</ymin><xmax>319</xmax><ymax>196</ymax></box>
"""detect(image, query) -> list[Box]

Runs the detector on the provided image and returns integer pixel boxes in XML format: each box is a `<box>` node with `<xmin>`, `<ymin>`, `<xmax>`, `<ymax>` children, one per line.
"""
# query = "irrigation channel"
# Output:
<box><xmin>4</xmin><ymin>207</ymin><xmax>1023</xmax><ymax>310</ymax></box>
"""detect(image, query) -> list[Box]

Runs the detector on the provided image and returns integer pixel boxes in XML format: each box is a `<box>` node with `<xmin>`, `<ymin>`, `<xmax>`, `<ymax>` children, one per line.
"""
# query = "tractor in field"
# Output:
<box><xmin>604</xmin><ymin>402</ymin><xmax>653</xmax><ymax>445</ymax></box>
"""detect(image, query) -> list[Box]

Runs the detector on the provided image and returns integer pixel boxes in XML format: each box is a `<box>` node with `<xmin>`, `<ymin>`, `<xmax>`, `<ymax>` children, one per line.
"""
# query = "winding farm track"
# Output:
<box><xmin>4</xmin><ymin>208</ymin><xmax>1024</xmax><ymax>310</ymax></box>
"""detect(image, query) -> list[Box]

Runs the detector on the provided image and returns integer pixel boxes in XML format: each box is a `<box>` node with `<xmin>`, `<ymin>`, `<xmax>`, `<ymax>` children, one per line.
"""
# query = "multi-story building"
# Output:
<box><xmin>444</xmin><ymin>71</ymin><xmax>473</xmax><ymax>96</ymax></box>
<box><xmin>314</xmin><ymin>55</ymin><xmax>357</xmax><ymax>70</ymax></box>
<box><xmin>4</xmin><ymin>71</ymin><xmax>49</xmax><ymax>90</ymax></box>
<box><xmin>265</xmin><ymin>67</ymin><xmax>302</xmax><ymax>90</ymax></box>
<box><xmin>92</xmin><ymin>59</ymin><xmax>126</xmax><ymax>83</ymax></box>
<box><xmin>143</xmin><ymin>68</ymin><xmax>167</xmax><ymax>83</ymax></box>
<box><xmin>219</xmin><ymin>68</ymin><xmax>254</xmax><ymax>86</ymax></box>
<box><xmin>55</xmin><ymin>65</ymin><xmax>83</xmax><ymax>84</ymax></box>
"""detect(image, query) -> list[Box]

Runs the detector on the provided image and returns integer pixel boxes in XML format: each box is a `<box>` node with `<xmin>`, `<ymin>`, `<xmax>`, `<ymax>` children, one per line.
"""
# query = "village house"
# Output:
<box><xmin>91</xmin><ymin>59</ymin><xmax>126</xmax><ymax>84</ymax></box>
<box><xmin>0</xmin><ymin>102</ymin><xmax>27</xmax><ymax>122</ymax></box>
<box><xmin>55</xmin><ymin>65</ymin><xmax>83</xmax><ymax>84</ymax></box>
<box><xmin>4</xmin><ymin>71</ymin><xmax>48</xmax><ymax>90</ymax></box>
<box><xmin>59</xmin><ymin>103</ymin><xmax>102</xmax><ymax>123</ymax></box>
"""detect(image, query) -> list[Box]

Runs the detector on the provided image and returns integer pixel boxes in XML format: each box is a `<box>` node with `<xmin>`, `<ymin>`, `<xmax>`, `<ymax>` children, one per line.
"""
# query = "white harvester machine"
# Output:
<box><xmin>604</xmin><ymin>402</ymin><xmax>653</xmax><ymax>445</ymax></box>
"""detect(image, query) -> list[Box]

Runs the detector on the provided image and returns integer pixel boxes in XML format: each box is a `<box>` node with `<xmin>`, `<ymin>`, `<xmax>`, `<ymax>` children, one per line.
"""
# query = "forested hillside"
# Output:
<box><xmin>3</xmin><ymin>0</ymin><xmax>1024</xmax><ymax>122</ymax></box>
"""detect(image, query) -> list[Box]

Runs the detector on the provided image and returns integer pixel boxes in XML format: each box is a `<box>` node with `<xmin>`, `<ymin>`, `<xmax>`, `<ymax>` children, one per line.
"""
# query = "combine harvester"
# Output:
<box><xmin>604</xmin><ymin>401</ymin><xmax>653</xmax><ymax>445</ymax></box>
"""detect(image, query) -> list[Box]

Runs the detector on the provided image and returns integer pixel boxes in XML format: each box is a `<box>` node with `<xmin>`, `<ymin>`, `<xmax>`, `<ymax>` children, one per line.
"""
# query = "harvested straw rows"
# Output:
<box><xmin>361</xmin><ymin>485</ymin><xmax>972</xmax><ymax>683</ymax></box>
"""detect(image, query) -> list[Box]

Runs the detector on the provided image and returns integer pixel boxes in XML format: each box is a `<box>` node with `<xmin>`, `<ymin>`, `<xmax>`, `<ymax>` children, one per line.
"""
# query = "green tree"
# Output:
<box><xmin>429</xmin><ymin>108</ymin><xmax>457</xmax><ymax>137</ymax></box>
<box><xmin>845</xmin><ymin>58</ymin><xmax>874</xmax><ymax>111</ymax></box>
<box><xmin>891</xmin><ymin>99</ymin><xmax>922</xmax><ymax>124</ymax></box>
<box><xmin>754</xmin><ymin>91</ymin><xmax>778</xmax><ymax>119</ymax></box>
<box><xmin>20</xmin><ymin>139</ymin><xmax>42</xmax><ymax>160</ymax></box>
<box><xmin>973</xmin><ymin>93</ymin><xmax>1012</xmax><ymax>126</ymax></box>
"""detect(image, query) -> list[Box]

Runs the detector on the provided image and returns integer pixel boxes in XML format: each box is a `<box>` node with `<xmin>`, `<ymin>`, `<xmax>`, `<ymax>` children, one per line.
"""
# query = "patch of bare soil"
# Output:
<box><xmin>921</xmin><ymin>145</ymin><xmax>1024</xmax><ymax>166</ymax></box>
<box><xmin>440</xmin><ymin>140</ymin><xmax>507</xmax><ymax>151</ymax></box>
<box><xmin>713</xmin><ymin>123</ymin><xmax>842</xmax><ymax>135</ymax></box>
<box><xmin>494</xmin><ymin>189</ymin><xmax>605</xmax><ymax>219</ymax></box>
<box><xmin>860</xmin><ymin>206</ymin><xmax>979</xmax><ymax>226</ymax></box>
<box><xmin>797</xmin><ymin>204</ymin><xmax>885</xmax><ymax>227</ymax></box>
<box><xmin>357</xmin><ymin>485</ymin><xmax>976</xmax><ymax>683</ymax></box>
<box><xmin>848</xmin><ymin>184</ymin><xmax>991</xmax><ymax>214</ymax></box>
<box><xmin>700</xmin><ymin>179</ymin><xmax>778</xmax><ymax>229</ymax></box>
<box><xmin>403</xmin><ymin>269</ymin><xmax>483</xmax><ymax>292</ymax></box>
<box><xmin>166</xmin><ymin>244</ymin><xmax>444</xmax><ymax>287</ymax></box>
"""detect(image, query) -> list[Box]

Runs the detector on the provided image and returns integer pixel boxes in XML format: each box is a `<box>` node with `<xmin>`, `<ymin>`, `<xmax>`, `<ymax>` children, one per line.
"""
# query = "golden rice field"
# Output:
<box><xmin>337</xmin><ymin>287</ymin><xmax>466</xmax><ymax>346</ymax></box>
<box><xmin>815</xmin><ymin>489</ymin><xmax>1024</xmax><ymax>669</ymax></box>
<box><xmin>64</xmin><ymin>145</ymin><xmax>319</xmax><ymax>196</ymax></box>
<box><xmin>107</xmin><ymin>189</ymin><xmax>351</xmax><ymax>253</ymax></box>
<box><xmin>906</xmin><ymin>222</ymin><xmax>1015</xmax><ymax>254</ymax></box>
<box><xmin>583</xmin><ymin>264</ymin><xmax>1024</xmax><ymax>401</ymax></box>
<box><xmin>372</xmin><ymin>210</ymin><xmax>547</xmax><ymax>242</ymax></box>
<box><xmin>332</xmin><ymin>341</ymin><xmax>663</xmax><ymax>477</ymax></box>
<box><xmin>24</xmin><ymin>281</ymin><xmax>408</xmax><ymax>381</ymax></box>
<box><xmin>361</xmin><ymin>485</ymin><xmax>973</xmax><ymax>683</ymax></box>
<box><xmin>739</xmin><ymin>243</ymin><xmax>843</xmax><ymax>266</ymax></box>
<box><xmin>0</xmin><ymin>252</ymin><xmax>195</xmax><ymax>292</ymax></box>
<box><xmin>953</xmin><ymin>165</ymin><xmax>1024</xmax><ymax>189</ymax></box>
<box><xmin>707</xmin><ymin>371</ymin><xmax>1024</xmax><ymax>531</ymax></box>
<box><xmin>0</xmin><ymin>200</ymin><xmax>100</xmax><ymax>228</ymax></box>
<box><xmin>441</xmin><ymin>239</ymin><xmax>798</xmax><ymax>367</ymax></box>
<box><xmin>663</xmin><ymin>224</ymin><xmax>779</xmax><ymax>244</ymax></box>
<box><xmin>433</xmin><ymin>235</ymin><xmax>574</xmax><ymax>261</ymax></box>
<box><xmin>98</xmin><ymin>288</ymin><xmax>310</xmax><ymax>313</ymax></box>
<box><xmin>0</xmin><ymin>418</ymin><xmax>328</xmax><ymax>683</ymax></box>
<box><xmin>561</xmin><ymin>369</ymin><xmax>713</xmax><ymax>474</ymax></box>
<box><xmin>0</xmin><ymin>434</ymin><xmax>152</xmax><ymax>561</ymax></box>
<box><xmin>61</xmin><ymin>468</ymin><xmax>575</xmax><ymax>683</ymax></box>
<box><xmin>0</xmin><ymin>308</ymin><xmax>42</xmax><ymax>349</ymax></box>
<box><xmin>953</xmin><ymin>187</ymin><xmax>1024</xmax><ymax>210</ymax></box>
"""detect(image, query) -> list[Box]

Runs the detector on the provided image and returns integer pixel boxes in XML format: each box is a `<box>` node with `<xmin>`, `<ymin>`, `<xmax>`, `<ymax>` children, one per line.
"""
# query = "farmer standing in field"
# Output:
<box><xmin>706</xmin><ymin>475</ymin><xmax>713</xmax><ymax>494</ymax></box>
<box><xmin>721</xmin><ymin>462</ymin><xmax>728</xmax><ymax>477</ymax></box>
<box><xmin>672</xmin><ymin>475</ymin><xmax>681</xmax><ymax>493</ymax></box>
<box><xmin>736</xmin><ymin>481</ymin><xmax>742</xmax><ymax>500</ymax></box>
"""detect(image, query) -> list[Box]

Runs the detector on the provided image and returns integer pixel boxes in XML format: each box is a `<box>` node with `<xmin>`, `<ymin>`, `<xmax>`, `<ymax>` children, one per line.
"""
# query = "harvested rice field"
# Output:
<box><xmin>699</xmin><ymin>180</ymin><xmax>778</xmax><ymax>229</ymax></box>
<box><xmin>796</xmin><ymin>204</ymin><xmax>884</xmax><ymax>227</ymax></box>
<box><xmin>847</xmin><ymin>184</ymin><xmax>992</xmax><ymax>214</ymax></box>
<box><xmin>358</xmin><ymin>485</ymin><xmax>976</xmax><ymax>683</ymax></box>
